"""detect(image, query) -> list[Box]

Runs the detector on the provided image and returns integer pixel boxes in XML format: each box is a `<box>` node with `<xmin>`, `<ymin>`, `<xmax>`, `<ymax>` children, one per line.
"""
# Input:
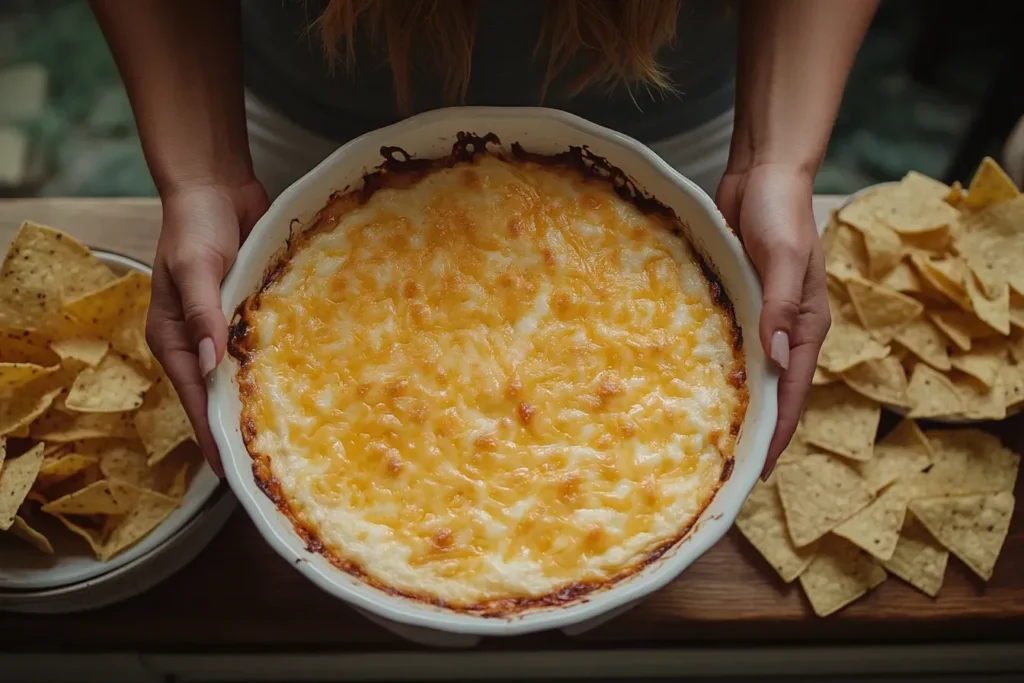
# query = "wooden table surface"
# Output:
<box><xmin>0</xmin><ymin>197</ymin><xmax>1022</xmax><ymax>652</ymax></box>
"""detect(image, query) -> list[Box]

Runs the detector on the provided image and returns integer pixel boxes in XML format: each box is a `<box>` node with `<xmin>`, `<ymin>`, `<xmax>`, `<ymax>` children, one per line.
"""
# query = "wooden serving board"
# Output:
<box><xmin>0</xmin><ymin>198</ymin><xmax>1022</xmax><ymax>652</ymax></box>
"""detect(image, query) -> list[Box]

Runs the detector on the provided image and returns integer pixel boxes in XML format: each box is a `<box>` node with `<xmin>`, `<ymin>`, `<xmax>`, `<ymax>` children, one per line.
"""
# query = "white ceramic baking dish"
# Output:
<box><xmin>209</xmin><ymin>107</ymin><xmax>776</xmax><ymax>640</ymax></box>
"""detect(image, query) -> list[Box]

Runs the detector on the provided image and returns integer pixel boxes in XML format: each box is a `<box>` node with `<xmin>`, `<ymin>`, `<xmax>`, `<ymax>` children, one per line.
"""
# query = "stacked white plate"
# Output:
<box><xmin>0</xmin><ymin>250</ymin><xmax>235</xmax><ymax>614</ymax></box>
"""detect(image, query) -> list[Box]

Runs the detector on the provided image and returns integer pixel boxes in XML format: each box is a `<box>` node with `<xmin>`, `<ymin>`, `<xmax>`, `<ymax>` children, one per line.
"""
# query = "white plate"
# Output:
<box><xmin>209</xmin><ymin>107</ymin><xmax>777</xmax><ymax>637</ymax></box>
<box><xmin>0</xmin><ymin>486</ymin><xmax>234</xmax><ymax>613</ymax></box>
<box><xmin>831</xmin><ymin>183</ymin><xmax>1020</xmax><ymax>424</ymax></box>
<box><xmin>0</xmin><ymin>250</ymin><xmax>221</xmax><ymax>591</ymax></box>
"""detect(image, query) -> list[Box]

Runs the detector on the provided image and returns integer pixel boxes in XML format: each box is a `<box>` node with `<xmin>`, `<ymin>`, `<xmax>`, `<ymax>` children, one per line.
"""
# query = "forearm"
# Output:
<box><xmin>91</xmin><ymin>0</ymin><xmax>251</xmax><ymax>195</ymax></box>
<box><xmin>729</xmin><ymin>0</ymin><xmax>879</xmax><ymax>178</ymax></box>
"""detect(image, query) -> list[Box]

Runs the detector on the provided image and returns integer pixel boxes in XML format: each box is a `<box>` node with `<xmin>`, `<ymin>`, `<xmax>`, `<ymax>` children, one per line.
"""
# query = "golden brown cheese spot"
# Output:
<box><xmin>517</xmin><ymin>401</ymin><xmax>536</xmax><ymax>426</ymax></box>
<box><xmin>433</xmin><ymin>527</ymin><xmax>454</xmax><ymax>550</ymax></box>
<box><xmin>240</xmin><ymin>155</ymin><xmax>744</xmax><ymax>608</ymax></box>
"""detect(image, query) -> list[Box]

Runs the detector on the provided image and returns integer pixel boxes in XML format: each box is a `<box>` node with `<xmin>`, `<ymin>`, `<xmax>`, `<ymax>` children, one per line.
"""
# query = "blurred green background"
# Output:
<box><xmin>0</xmin><ymin>0</ymin><xmax>1014</xmax><ymax>197</ymax></box>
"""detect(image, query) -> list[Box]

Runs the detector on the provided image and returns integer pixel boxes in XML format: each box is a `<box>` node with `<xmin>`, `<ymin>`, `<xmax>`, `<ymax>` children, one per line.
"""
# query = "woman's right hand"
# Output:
<box><xmin>147</xmin><ymin>179</ymin><xmax>269</xmax><ymax>476</ymax></box>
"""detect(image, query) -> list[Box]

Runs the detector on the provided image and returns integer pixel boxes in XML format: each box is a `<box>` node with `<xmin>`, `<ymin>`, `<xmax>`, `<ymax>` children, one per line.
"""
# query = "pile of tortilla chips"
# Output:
<box><xmin>818</xmin><ymin>157</ymin><xmax>1024</xmax><ymax>419</ymax></box>
<box><xmin>738</xmin><ymin>419</ymin><xmax>1018</xmax><ymax>616</ymax></box>
<box><xmin>737</xmin><ymin>158</ymin><xmax>1024</xmax><ymax>617</ymax></box>
<box><xmin>0</xmin><ymin>222</ymin><xmax>199</xmax><ymax>561</ymax></box>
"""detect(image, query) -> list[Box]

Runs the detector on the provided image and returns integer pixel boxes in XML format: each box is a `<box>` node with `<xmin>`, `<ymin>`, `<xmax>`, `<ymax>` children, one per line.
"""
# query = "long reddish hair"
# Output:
<box><xmin>313</xmin><ymin>0</ymin><xmax>683</xmax><ymax>113</ymax></box>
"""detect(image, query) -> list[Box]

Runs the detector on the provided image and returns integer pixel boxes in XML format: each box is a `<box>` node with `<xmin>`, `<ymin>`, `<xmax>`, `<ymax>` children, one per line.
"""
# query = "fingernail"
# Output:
<box><xmin>770</xmin><ymin>330</ymin><xmax>790</xmax><ymax>370</ymax></box>
<box><xmin>198</xmin><ymin>337</ymin><xmax>217</xmax><ymax>377</ymax></box>
<box><xmin>760</xmin><ymin>464</ymin><xmax>776</xmax><ymax>483</ymax></box>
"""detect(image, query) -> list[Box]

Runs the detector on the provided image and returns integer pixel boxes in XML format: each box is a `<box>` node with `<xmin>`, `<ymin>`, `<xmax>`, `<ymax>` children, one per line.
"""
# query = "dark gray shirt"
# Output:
<box><xmin>241</xmin><ymin>0</ymin><xmax>736</xmax><ymax>145</ymax></box>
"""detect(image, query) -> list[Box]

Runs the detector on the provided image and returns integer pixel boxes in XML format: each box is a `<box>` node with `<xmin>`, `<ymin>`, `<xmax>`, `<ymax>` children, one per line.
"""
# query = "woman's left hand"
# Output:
<box><xmin>716</xmin><ymin>163</ymin><xmax>831</xmax><ymax>476</ymax></box>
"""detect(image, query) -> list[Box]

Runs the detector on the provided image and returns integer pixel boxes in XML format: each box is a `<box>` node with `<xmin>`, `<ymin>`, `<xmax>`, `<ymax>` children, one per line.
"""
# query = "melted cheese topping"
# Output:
<box><xmin>239</xmin><ymin>155</ymin><xmax>744</xmax><ymax>608</ymax></box>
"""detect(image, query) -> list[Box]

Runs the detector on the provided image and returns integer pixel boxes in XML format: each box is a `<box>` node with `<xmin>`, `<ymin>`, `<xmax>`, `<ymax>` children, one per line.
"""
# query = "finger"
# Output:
<box><xmin>754</xmin><ymin>237</ymin><xmax>808</xmax><ymax>372</ymax></box>
<box><xmin>161</xmin><ymin>343</ymin><xmax>225</xmax><ymax>478</ymax></box>
<box><xmin>167</xmin><ymin>249</ymin><xmax>228</xmax><ymax>377</ymax></box>
<box><xmin>763</xmin><ymin>336</ymin><xmax>818</xmax><ymax>476</ymax></box>
<box><xmin>763</xmin><ymin>247</ymin><xmax>830</xmax><ymax>477</ymax></box>
<box><xmin>148</xmin><ymin>265</ymin><xmax>224</xmax><ymax>476</ymax></box>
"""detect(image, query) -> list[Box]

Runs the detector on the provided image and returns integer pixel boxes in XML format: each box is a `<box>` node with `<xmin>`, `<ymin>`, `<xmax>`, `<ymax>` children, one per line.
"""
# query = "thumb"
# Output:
<box><xmin>168</xmin><ymin>250</ymin><xmax>228</xmax><ymax>378</ymax></box>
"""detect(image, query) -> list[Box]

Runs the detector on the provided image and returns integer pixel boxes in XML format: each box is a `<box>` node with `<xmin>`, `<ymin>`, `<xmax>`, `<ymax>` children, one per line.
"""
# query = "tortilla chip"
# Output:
<box><xmin>165</xmin><ymin>459</ymin><xmax>192</xmax><ymax>499</ymax></box>
<box><xmin>63</xmin><ymin>353</ymin><xmax>152</xmax><ymax>413</ymax></box>
<box><xmin>926</xmin><ymin>315</ymin><xmax>970</xmax><ymax>352</ymax></box>
<box><xmin>99</xmin><ymin>488</ymin><xmax>179</xmax><ymax>560</ymax></box>
<box><xmin>912</xmin><ymin>254</ymin><xmax>971</xmax><ymax>307</ymax></box>
<box><xmin>949</xmin><ymin>339</ymin><xmax>1008</xmax><ymax>389</ymax></box>
<box><xmin>895</xmin><ymin>319</ymin><xmax>951</xmax><ymax>371</ymax></box>
<box><xmin>882</xmin><ymin>517</ymin><xmax>948</xmax><ymax>597</ymax></box>
<box><xmin>62</xmin><ymin>271</ymin><xmax>153</xmax><ymax>367</ymax></box>
<box><xmin>1010</xmin><ymin>292</ymin><xmax>1024</xmax><ymax>330</ymax></box>
<box><xmin>837</xmin><ymin>194</ymin><xmax>879</xmax><ymax>233</ymax></box>
<box><xmin>909</xmin><ymin>491</ymin><xmax>1014</xmax><ymax>581</ymax></box>
<box><xmin>97</xmin><ymin>440</ymin><xmax>187</xmax><ymax>493</ymax></box>
<box><xmin>952</xmin><ymin>372</ymin><xmax>1006</xmax><ymax>421</ymax></box>
<box><xmin>965</xmin><ymin>157</ymin><xmax>1020</xmax><ymax>209</ymax></box>
<box><xmin>827</xmin><ymin>276</ymin><xmax>851</xmax><ymax>308</ymax></box>
<box><xmin>62</xmin><ymin>270</ymin><xmax>148</xmax><ymax>329</ymax></box>
<box><xmin>800</xmin><ymin>384</ymin><xmax>880</xmax><ymax>461</ymax></box>
<box><xmin>902</xmin><ymin>171</ymin><xmax>951</xmax><ymax>201</ymax></box>
<box><xmin>865</xmin><ymin>224</ymin><xmax>903</xmax><ymax>278</ymax></box>
<box><xmin>0</xmin><ymin>379</ymin><xmax>64</xmax><ymax>438</ymax></box>
<box><xmin>0</xmin><ymin>361</ymin><xmax>60</xmax><ymax>395</ymax></box>
<box><xmin>833</xmin><ymin>483</ymin><xmax>910</xmax><ymax>561</ymax></box>
<box><xmin>40</xmin><ymin>478</ymin><xmax>142</xmax><ymax>516</ymax></box>
<box><xmin>47</xmin><ymin>512</ymin><xmax>105</xmax><ymax>556</ymax></box>
<box><xmin>736</xmin><ymin>482</ymin><xmax>816</xmax><ymax>582</ymax></box>
<box><xmin>0</xmin><ymin>443</ymin><xmax>45</xmax><ymax>530</ymax></box>
<box><xmin>798</xmin><ymin>534</ymin><xmax>887</xmax><ymax>617</ymax></box>
<box><xmin>112</xmin><ymin>290</ymin><xmax>153</xmax><ymax>369</ymax></box>
<box><xmin>133</xmin><ymin>374</ymin><xmax>194</xmax><ymax>466</ymax></box>
<box><xmin>0</xmin><ymin>329</ymin><xmax>60</xmax><ymax>366</ymax></box>
<box><xmin>36</xmin><ymin>453</ymin><xmax>99</xmax><ymax>486</ymax></box>
<box><xmin>855</xmin><ymin>419</ymin><xmax>933</xmax><ymax>493</ymax></box>
<box><xmin>965</xmin><ymin>275</ymin><xmax>1010</xmax><ymax>335</ymax></box>
<box><xmin>918</xmin><ymin>429</ymin><xmax>1020</xmax><ymax>496</ymax></box>
<box><xmin>824</xmin><ymin>223</ymin><xmax>869</xmax><ymax>280</ymax></box>
<box><xmin>845</xmin><ymin>276</ymin><xmax>924</xmax><ymax>342</ymax></box>
<box><xmin>812</xmin><ymin>367</ymin><xmax>839</xmax><ymax>385</ymax></box>
<box><xmin>777</xmin><ymin>453</ymin><xmax>873</xmax><ymax>547</ymax></box>
<box><xmin>8</xmin><ymin>515</ymin><xmax>54</xmax><ymax>554</ymax></box>
<box><xmin>837</xmin><ymin>202</ymin><xmax>903</xmax><ymax>278</ymax></box>
<box><xmin>879</xmin><ymin>260</ymin><xmax>923</xmax><ymax>294</ymax></box>
<box><xmin>1004</xmin><ymin>362</ymin><xmax>1024</xmax><ymax>408</ymax></box>
<box><xmin>957</xmin><ymin>195</ymin><xmax>1024</xmax><ymax>298</ymax></box>
<box><xmin>1010</xmin><ymin>331</ymin><xmax>1024</xmax><ymax>364</ymax></box>
<box><xmin>49</xmin><ymin>338</ymin><xmax>110</xmax><ymax>368</ymax></box>
<box><xmin>945</xmin><ymin>180</ymin><xmax>965</xmax><ymax>206</ymax></box>
<box><xmin>819</xmin><ymin>319</ymin><xmax>891</xmax><ymax>373</ymax></box>
<box><xmin>927</xmin><ymin>309</ymin><xmax>997</xmax><ymax>352</ymax></box>
<box><xmin>0</xmin><ymin>222</ymin><xmax>116</xmax><ymax>330</ymax></box>
<box><xmin>776</xmin><ymin>423</ymin><xmax>814</xmax><ymax>466</ymax></box>
<box><xmin>94</xmin><ymin>439</ymin><xmax>147</xmax><ymax>482</ymax></box>
<box><xmin>859</xmin><ymin>184</ymin><xmax>960</xmax><ymax>234</ymax></box>
<box><xmin>906</xmin><ymin>363</ymin><xmax>962</xmax><ymax>419</ymax></box>
<box><xmin>30</xmin><ymin>406</ymin><xmax>136</xmax><ymax>442</ymax></box>
<box><xmin>902</xmin><ymin>226</ymin><xmax>954</xmax><ymax>256</ymax></box>
<box><xmin>841</xmin><ymin>355</ymin><xmax>909</xmax><ymax>407</ymax></box>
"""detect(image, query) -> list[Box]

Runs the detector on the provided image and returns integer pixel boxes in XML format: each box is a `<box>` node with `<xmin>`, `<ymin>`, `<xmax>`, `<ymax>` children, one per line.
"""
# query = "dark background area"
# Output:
<box><xmin>0</xmin><ymin>0</ymin><xmax>1019</xmax><ymax>197</ymax></box>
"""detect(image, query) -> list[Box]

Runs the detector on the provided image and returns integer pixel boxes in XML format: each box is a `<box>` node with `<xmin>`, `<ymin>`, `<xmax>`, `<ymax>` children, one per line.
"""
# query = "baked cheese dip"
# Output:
<box><xmin>230</xmin><ymin>142</ymin><xmax>747</xmax><ymax>613</ymax></box>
